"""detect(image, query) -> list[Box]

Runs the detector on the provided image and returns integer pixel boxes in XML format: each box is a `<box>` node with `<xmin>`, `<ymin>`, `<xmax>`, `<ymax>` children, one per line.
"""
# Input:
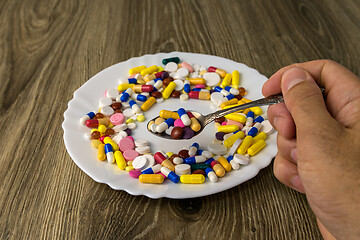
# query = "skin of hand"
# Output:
<box><xmin>262</xmin><ymin>60</ymin><xmax>360</xmax><ymax>240</ymax></box>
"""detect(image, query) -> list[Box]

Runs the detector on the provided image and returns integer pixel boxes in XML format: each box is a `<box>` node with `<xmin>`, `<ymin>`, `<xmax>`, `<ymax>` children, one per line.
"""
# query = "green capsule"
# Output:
<box><xmin>190</xmin><ymin>163</ymin><xmax>211</xmax><ymax>171</ymax></box>
<box><xmin>162</xmin><ymin>57</ymin><xmax>180</xmax><ymax>65</ymax></box>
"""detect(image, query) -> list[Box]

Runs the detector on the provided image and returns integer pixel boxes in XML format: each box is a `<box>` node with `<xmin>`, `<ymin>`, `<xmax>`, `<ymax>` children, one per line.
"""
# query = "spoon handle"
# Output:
<box><xmin>203</xmin><ymin>87</ymin><xmax>325</xmax><ymax>126</ymax></box>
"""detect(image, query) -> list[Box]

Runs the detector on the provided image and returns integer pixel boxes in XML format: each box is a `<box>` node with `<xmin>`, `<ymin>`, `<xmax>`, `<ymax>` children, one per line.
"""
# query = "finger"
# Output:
<box><xmin>266</xmin><ymin>103</ymin><xmax>296</xmax><ymax>139</ymax></box>
<box><xmin>273</xmin><ymin>154</ymin><xmax>305</xmax><ymax>193</ymax></box>
<box><xmin>276</xmin><ymin>134</ymin><xmax>297</xmax><ymax>165</ymax></box>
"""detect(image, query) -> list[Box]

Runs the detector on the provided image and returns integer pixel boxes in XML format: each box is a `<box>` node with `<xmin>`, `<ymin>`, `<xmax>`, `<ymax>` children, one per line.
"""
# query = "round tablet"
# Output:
<box><xmin>112</xmin><ymin>133</ymin><xmax>123</xmax><ymax>145</ymax></box>
<box><xmin>106</xmin><ymin>88</ymin><xmax>120</xmax><ymax>100</ymax></box>
<box><xmin>134</xmin><ymin>139</ymin><xmax>148</xmax><ymax>147</ymax></box>
<box><xmin>175</xmin><ymin>164</ymin><xmax>191</xmax><ymax>176</ymax></box>
<box><xmin>165</xmin><ymin>62</ymin><xmax>178</xmax><ymax>72</ymax></box>
<box><xmin>211</xmin><ymin>92</ymin><xmax>225</xmax><ymax>105</ymax></box>
<box><xmin>261</xmin><ymin>120</ymin><xmax>275</xmax><ymax>135</ymax></box>
<box><xmin>100</xmin><ymin>106</ymin><xmax>114</xmax><ymax>117</ymax></box>
<box><xmin>208</xmin><ymin>143</ymin><xmax>228</xmax><ymax>155</ymax></box>
<box><xmin>123</xmin><ymin>149</ymin><xmax>140</xmax><ymax>161</ymax></box>
<box><xmin>233</xmin><ymin>154</ymin><xmax>250</xmax><ymax>165</ymax></box>
<box><xmin>110</xmin><ymin>113</ymin><xmax>125</xmax><ymax>125</ymax></box>
<box><xmin>99</xmin><ymin>97</ymin><xmax>113</xmax><ymax>107</ymax></box>
<box><xmin>142</xmin><ymin>154</ymin><xmax>155</xmax><ymax>169</ymax></box>
<box><xmin>129</xmin><ymin>169</ymin><xmax>141</xmax><ymax>178</ymax></box>
<box><xmin>135</xmin><ymin>146</ymin><xmax>151</xmax><ymax>154</ymax></box>
<box><xmin>127</xmin><ymin>122</ymin><xmax>137</xmax><ymax>130</ymax></box>
<box><xmin>132</xmin><ymin>156</ymin><xmax>148</xmax><ymax>170</ymax></box>
<box><xmin>173</xmin><ymin>79</ymin><xmax>184</xmax><ymax>91</ymax></box>
<box><xmin>203</xmin><ymin>72</ymin><xmax>221</xmax><ymax>87</ymax></box>
<box><xmin>176</xmin><ymin>67</ymin><xmax>189</xmax><ymax>78</ymax></box>
<box><xmin>119</xmin><ymin>137</ymin><xmax>135</xmax><ymax>152</ymax></box>
<box><xmin>123</xmin><ymin>108</ymin><xmax>135</xmax><ymax>118</ymax></box>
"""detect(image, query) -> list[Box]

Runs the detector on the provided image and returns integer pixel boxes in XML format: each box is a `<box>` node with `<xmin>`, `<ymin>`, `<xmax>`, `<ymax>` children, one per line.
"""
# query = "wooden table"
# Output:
<box><xmin>1</xmin><ymin>0</ymin><xmax>359</xmax><ymax>239</ymax></box>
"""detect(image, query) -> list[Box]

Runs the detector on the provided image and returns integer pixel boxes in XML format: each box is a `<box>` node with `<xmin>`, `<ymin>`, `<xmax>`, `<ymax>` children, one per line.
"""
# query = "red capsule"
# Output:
<box><xmin>85</xmin><ymin>118</ymin><xmax>108</xmax><ymax>128</ymax></box>
<box><xmin>208</xmin><ymin>66</ymin><xmax>217</xmax><ymax>72</ymax></box>
<box><xmin>188</xmin><ymin>91</ymin><xmax>210</xmax><ymax>100</ymax></box>
<box><xmin>154</xmin><ymin>152</ymin><xmax>167</xmax><ymax>164</ymax></box>
<box><xmin>154</xmin><ymin>71</ymin><xmax>165</xmax><ymax>78</ymax></box>
<box><xmin>133</xmin><ymin>85</ymin><xmax>154</xmax><ymax>93</ymax></box>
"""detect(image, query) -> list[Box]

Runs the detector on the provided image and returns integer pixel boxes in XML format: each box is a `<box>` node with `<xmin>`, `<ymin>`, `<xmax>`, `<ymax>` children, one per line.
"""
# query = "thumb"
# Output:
<box><xmin>281</xmin><ymin>67</ymin><xmax>333</xmax><ymax>132</ymax></box>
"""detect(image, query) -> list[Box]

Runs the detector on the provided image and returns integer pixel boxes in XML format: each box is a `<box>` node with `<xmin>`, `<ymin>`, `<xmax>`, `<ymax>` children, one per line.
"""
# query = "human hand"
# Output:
<box><xmin>262</xmin><ymin>60</ymin><xmax>360</xmax><ymax>240</ymax></box>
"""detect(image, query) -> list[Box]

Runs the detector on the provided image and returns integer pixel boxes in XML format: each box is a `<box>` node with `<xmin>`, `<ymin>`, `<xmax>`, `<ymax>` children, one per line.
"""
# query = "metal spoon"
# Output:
<box><xmin>147</xmin><ymin>88</ymin><xmax>325</xmax><ymax>140</ymax></box>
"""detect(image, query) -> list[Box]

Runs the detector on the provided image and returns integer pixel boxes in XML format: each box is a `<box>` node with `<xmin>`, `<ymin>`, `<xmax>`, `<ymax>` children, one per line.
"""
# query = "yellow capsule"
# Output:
<box><xmin>159</xmin><ymin>110</ymin><xmax>179</xmax><ymax>119</ymax></box>
<box><xmin>180</xmin><ymin>174</ymin><xmax>205</xmax><ymax>184</ymax></box>
<box><xmin>125</xmin><ymin>166</ymin><xmax>135</xmax><ymax>172</ymax></box>
<box><xmin>247</xmin><ymin>140</ymin><xmax>266</xmax><ymax>156</ymax></box>
<box><xmin>212</xmin><ymin>163</ymin><xmax>226</xmax><ymax>177</ymax></box>
<box><xmin>161</xmin><ymin>159</ymin><xmax>175</xmax><ymax>172</ymax></box>
<box><xmin>141</xmin><ymin>96</ymin><xmax>156</xmax><ymax>111</ymax></box>
<box><xmin>114</xmin><ymin>151</ymin><xmax>126</xmax><ymax>170</ymax></box>
<box><xmin>108</xmin><ymin>123</ymin><xmax>115</xmax><ymax>128</ymax></box>
<box><xmin>217</xmin><ymin>157</ymin><xmax>232</xmax><ymax>172</ymax></box>
<box><xmin>137</xmin><ymin>114</ymin><xmax>145</xmax><ymax>122</ymax></box>
<box><xmin>137</xmin><ymin>79</ymin><xmax>146</xmax><ymax>85</ymax></box>
<box><xmin>223</xmin><ymin>130</ymin><xmax>245</xmax><ymax>148</ymax></box>
<box><xmin>242</xmin><ymin>109</ymin><xmax>250</xmax><ymax>115</ymax></box>
<box><xmin>220</xmin><ymin>98</ymin><xmax>238</xmax><ymax>109</ymax></box>
<box><xmin>225</xmin><ymin>113</ymin><xmax>246</xmax><ymax>123</ymax></box>
<box><xmin>127</xmin><ymin>161</ymin><xmax>133</xmax><ymax>166</ymax></box>
<box><xmin>189</xmin><ymin>78</ymin><xmax>206</xmax><ymax>85</ymax></box>
<box><xmin>126</xmin><ymin>118</ymin><xmax>135</xmax><ymax>124</ymax></box>
<box><xmin>253</xmin><ymin>132</ymin><xmax>267</xmax><ymax>142</ymax></box>
<box><xmin>154</xmin><ymin>117</ymin><xmax>165</xmax><ymax>125</ymax></box>
<box><xmin>237</xmin><ymin>136</ymin><xmax>254</xmax><ymax>155</ymax></box>
<box><xmin>232</xmin><ymin>70</ymin><xmax>240</xmax><ymax>89</ymax></box>
<box><xmin>217</xmin><ymin>125</ymin><xmax>239</xmax><ymax>133</ymax></box>
<box><xmin>189</xmin><ymin>116</ymin><xmax>201</xmax><ymax>132</ymax></box>
<box><xmin>144</xmin><ymin>74</ymin><xmax>156</xmax><ymax>83</ymax></box>
<box><xmin>162</xmin><ymin>81</ymin><xmax>176</xmax><ymax>99</ymax></box>
<box><xmin>129</xmin><ymin>65</ymin><xmax>146</xmax><ymax>75</ymax></box>
<box><xmin>118</xmin><ymin>83</ymin><xmax>134</xmax><ymax>92</ymax></box>
<box><xmin>166</xmin><ymin>152</ymin><xmax>174</xmax><ymax>158</ymax></box>
<box><xmin>98</xmin><ymin>124</ymin><xmax>107</xmax><ymax>134</ymax></box>
<box><xmin>91</xmin><ymin>140</ymin><xmax>102</xmax><ymax>149</ymax></box>
<box><xmin>97</xmin><ymin>144</ymin><xmax>106</xmax><ymax>161</ymax></box>
<box><xmin>215</xmin><ymin>68</ymin><xmax>227</xmax><ymax>78</ymax></box>
<box><xmin>157</xmin><ymin>66</ymin><xmax>164</xmax><ymax>72</ymax></box>
<box><xmin>140</xmin><ymin>65</ymin><xmax>158</xmax><ymax>76</ymax></box>
<box><xmin>103</xmin><ymin>137</ymin><xmax>120</xmax><ymax>151</ymax></box>
<box><xmin>221</xmin><ymin>73</ymin><xmax>232</xmax><ymax>87</ymax></box>
<box><xmin>139</xmin><ymin>174</ymin><xmax>164</xmax><ymax>184</ymax></box>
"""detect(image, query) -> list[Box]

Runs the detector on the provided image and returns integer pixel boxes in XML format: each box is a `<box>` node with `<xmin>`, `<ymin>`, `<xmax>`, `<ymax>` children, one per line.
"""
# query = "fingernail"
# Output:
<box><xmin>291</xmin><ymin>175</ymin><xmax>305</xmax><ymax>193</ymax></box>
<box><xmin>290</xmin><ymin>148</ymin><xmax>298</xmax><ymax>163</ymax></box>
<box><xmin>282</xmin><ymin>68</ymin><xmax>307</xmax><ymax>91</ymax></box>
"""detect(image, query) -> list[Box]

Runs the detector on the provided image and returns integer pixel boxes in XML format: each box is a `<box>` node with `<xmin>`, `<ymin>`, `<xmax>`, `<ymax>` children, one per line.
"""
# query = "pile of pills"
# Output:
<box><xmin>80</xmin><ymin>57</ymin><xmax>274</xmax><ymax>184</ymax></box>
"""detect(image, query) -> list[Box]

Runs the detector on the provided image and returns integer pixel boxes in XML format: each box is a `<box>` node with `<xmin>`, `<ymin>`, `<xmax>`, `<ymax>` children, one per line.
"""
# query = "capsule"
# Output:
<box><xmin>180</xmin><ymin>174</ymin><xmax>205</xmax><ymax>184</ymax></box>
<box><xmin>205</xmin><ymin>168</ymin><xmax>218</xmax><ymax>182</ymax></box>
<box><xmin>183</xmin><ymin>80</ymin><xmax>191</xmax><ymax>93</ymax></box>
<box><xmin>131</xmin><ymin>93</ymin><xmax>147</xmax><ymax>102</ymax></box>
<box><xmin>224</xmin><ymin>86</ymin><xmax>239</xmax><ymax>95</ymax></box>
<box><xmin>208</xmin><ymin>66</ymin><xmax>226</xmax><ymax>78</ymax></box>
<box><xmin>196</xmin><ymin>149</ymin><xmax>212</xmax><ymax>158</ymax></box>
<box><xmin>154</xmin><ymin>152</ymin><xmax>167</xmax><ymax>164</ymax></box>
<box><xmin>189</xmin><ymin>78</ymin><xmax>206</xmax><ymax>85</ymax></box>
<box><xmin>220</xmin><ymin>98</ymin><xmax>238</xmax><ymax>109</ymax></box>
<box><xmin>210</xmin><ymin>160</ymin><xmax>226</xmax><ymax>177</ymax></box>
<box><xmin>154</xmin><ymin>71</ymin><xmax>167</xmax><ymax>79</ymax></box>
<box><xmin>214</xmin><ymin>86</ymin><xmax>230</xmax><ymax>96</ymax></box>
<box><xmin>247</xmin><ymin>124</ymin><xmax>260</xmax><ymax>137</ymax></box>
<box><xmin>187</xmin><ymin>111</ymin><xmax>201</xmax><ymax>132</ymax></box>
<box><xmin>225</xmin><ymin>113</ymin><xmax>246</xmax><ymax>123</ymax></box>
<box><xmin>162</xmin><ymin>81</ymin><xmax>176</xmax><ymax>99</ymax></box>
<box><xmin>188</xmin><ymin>143</ymin><xmax>199</xmax><ymax>156</ymax></box>
<box><xmin>80</xmin><ymin>112</ymin><xmax>95</xmax><ymax>125</ymax></box>
<box><xmin>221</xmin><ymin>73</ymin><xmax>232</xmax><ymax>87</ymax></box>
<box><xmin>114</xmin><ymin>151</ymin><xmax>126</xmax><ymax>170</ymax></box>
<box><xmin>159</xmin><ymin>110</ymin><xmax>179</xmax><ymax>119</ymax></box>
<box><xmin>129</xmin><ymin>65</ymin><xmax>146</xmax><ymax>75</ymax></box>
<box><xmin>161</xmin><ymin>167</ymin><xmax>180</xmax><ymax>183</ymax></box>
<box><xmin>127</xmin><ymin>78</ymin><xmax>137</xmax><ymax>84</ymax></box>
<box><xmin>253</xmin><ymin>132</ymin><xmax>267</xmax><ymax>142</ymax></box>
<box><xmin>223</xmin><ymin>130</ymin><xmax>245</xmax><ymax>148</ymax></box>
<box><xmin>103</xmin><ymin>136</ymin><xmax>120</xmax><ymax>151</ymax></box>
<box><xmin>247</xmin><ymin>140</ymin><xmax>266</xmax><ymax>156</ymax></box>
<box><xmin>139</xmin><ymin>174</ymin><xmax>164</xmax><ymax>184</ymax></box>
<box><xmin>177</xmin><ymin>108</ymin><xmax>191</xmax><ymax>126</ymax></box>
<box><xmin>224</xmin><ymin>94</ymin><xmax>235</xmax><ymax>101</ymax></box>
<box><xmin>232</xmin><ymin>70</ymin><xmax>240</xmax><ymax>89</ymax></box>
<box><xmin>254</xmin><ymin>116</ymin><xmax>264</xmax><ymax>124</ymax></box>
<box><xmin>140</xmin><ymin>65</ymin><xmax>158</xmax><ymax>76</ymax></box>
<box><xmin>217</xmin><ymin>125</ymin><xmax>239</xmax><ymax>133</ymax></box>
<box><xmin>118</xmin><ymin>83</ymin><xmax>134</xmax><ymax>92</ymax></box>
<box><xmin>133</xmin><ymin>85</ymin><xmax>154</xmax><ymax>93</ymax></box>
<box><xmin>162</xmin><ymin>57</ymin><xmax>180</xmax><ymax>65</ymax></box>
<box><xmin>217</xmin><ymin>156</ymin><xmax>232</xmax><ymax>172</ymax></box>
<box><xmin>156</xmin><ymin>118</ymin><xmax>175</xmax><ymax>133</ymax></box>
<box><xmin>104</xmin><ymin>143</ymin><xmax>114</xmax><ymax>163</ymax></box>
<box><xmin>190</xmin><ymin>163</ymin><xmax>211</xmax><ymax>171</ymax></box>
<box><xmin>120</xmin><ymin>88</ymin><xmax>133</xmax><ymax>102</ymax></box>
<box><xmin>188</xmin><ymin>91</ymin><xmax>210</xmax><ymax>100</ymax></box>
<box><xmin>227</xmin><ymin>155</ymin><xmax>240</xmax><ymax>170</ymax></box>
<box><xmin>141</xmin><ymin>164</ymin><xmax>162</xmax><ymax>174</ymax></box>
<box><xmin>97</xmin><ymin>144</ymin><xmax>106</xmax><ymax>161</ymax></box>
<box><xmin>184</xmin><ymin>156</ymin><xmax>206</xmax><ymax>164</ymax></box>
<box><xmin>141</xmin><ymin>97</ymin><xmax>156</xmax><ymax>111</ymax></box>
<box><xmin>129</xmin><ymin>100</ymin><xmax>141</xmax><ymax>114</ymax></box>
<box><xmin>237</xmin><ymin>136</ymin><xmax>254</xmax><ymax>155</ymax></box>
<box><xmin>86</xmin><ymin>118</ymin><xmax>108</xmax><ymax>128</ymax></box>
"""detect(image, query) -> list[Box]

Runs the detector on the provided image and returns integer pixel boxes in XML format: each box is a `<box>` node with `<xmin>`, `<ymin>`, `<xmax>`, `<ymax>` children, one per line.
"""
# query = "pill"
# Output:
<box><xmin>142</xmin><ymin>164</ymin><xmax>162</xmax><ymax>174</ymax></box>
<box><xmin>181</xmin><ymin>62</ymin><xmax>193</xmax><ymax>72</ymax></box>
<box><xmin>205</xmin><ymin>168</ymin><xmax>218</xmax><ymax>182</ymax></box>
<box><xmin>246</xmin><ymin>111</ymin><xmax>254</xmax><ymax>127</ymax></box>
<box><xmin>223</xmin><ymin>130</ymin><xmax>245</xmax><ymax>148</ymax></box>
<box><xmin>110</xmin><ymin>113</ymin><xmax>125</xmax><ymax>125</ymax></box>
<box><xmin>221</xmin><ymin>73</ymin><xmax>232</xmax><ymax>87</ymax></box>
<box><xmin>123</xmin><ymin>149</ymin><xmax>139</xmax><ymax>161</ymax></box>
<box><xmin>156</xmin><ymin>118</ymin><xmax>175</xmax><ymax>133</ymax></box>
<box><xmin>103</xmin><ymin>137</ymin><xmax>120</xmax><ymax>151</ymax></box>
<box><xmin>214</xmin><ymin>86</ymin><xmax>230</xmax><ymax>96</ymax></box>
<box><xmin>140</xmin><ymin>65</ymin><xmax>158</xmax><ymax>76</ymax></box>
<box><xmin>129</xmin><ymin>65</ymin><xmax>146</xmax><ymax>75</ymax></box>
<box><xmin>141</xmin><ymin>97</ymin><xmax>156</xmax><ymax>111</ymax></box>
<box><xmin>80</xmin><ymin>112</ymin><xmax>95</xmax><ymax>125</ymax></box>
<box><xmin>97</xmin><ymin>144</ymin><xmax>106</xmax><ymax>161</ymax></box>
<box><xmin>162</xmin><ymin>57</ymin><xmax>180</xmax><ymax>65</ymax></box>
<box><xmin>247</xmin><ymin>140</ymin><xmax>266</xmax><ymax>156</ymax></box>
<box><xmin>217</xmin><ymin>156</ymin><xmax>232</xmax><ymax>172</ymax></box>
<box><xmin>165</xmin><ymin>62</ymin><xmax>178</xmax><ymax>72</ymax></box>
<box><xmin>114</xmin><ymin>151</ymin><xmax>126</xmax><ymax>169</ymax></box>
<box><xmin>228</xmin><ymin>138</ymin><xmax>243</xmax><ymax>156</ymax></box>
<box><xmin>232</xmin><ymin>70</ymin><xmax>240</xmax><ymax>89</ymax></box>
<box><xmin>129</xmin><ymin>169</ymin><xmax>141</xmax><ymax>178</ymax></box>
<box><xmin>188</xmin><ymin>143</ymin><xmax>199</xmax><ymax>156</ymax></box>
<box><xmin>162</xmin><ymin>81</ymin><xmax>176</xmax><ymax>99</ymax></box>
<box><xmin>203</xmin><ymin>72</ymin><xmax>221</xmax><ymax>86</ymax></box>
<box><xmin>210</xmin><ymin>160</ymin><xmax>226</xmax><ymax>177</ymax></box>
<box><xmin>188</xmin><ymin>91</ymin><xmax>210</xmax><ymax>100</ymax></box>
<box><xmin>173</xmin><ymin>156</ymin><xmax>184</xmax><ymax>165</ymax></box>
<box><xmin>175</xmin><ymin>164</ymin><xmax>191</xmax><ymax>175</ymax></box>
<box><xmin>161</xmin><ymin>167</ymin><xmax>180</xmax><ymax>183</ymax></box>
<box><xmin>180</xmin><ymin>174</ymin><xmax>205</xmax><ymax>184</ymax></box>
<box><xmin>208</xmin><ymin>66</ymin><xmax>227</xmax><ymax>78</ymax></box>
<box><xmin>177</xmin><ymin>108</ymin><xmax>191</xmax><ymax>126</ymax></box>
<box><xmin>184</xmin><ymin>155</ymin><xmax>206</xmax><ymax>164</ymax></box>
<box><xmin>225</xmin><ymin>113</ymin><xmax>246</xmax><ymax>123</ymax></box>
<box><xmin>233</xmin><ymin>154</ymin><xmax>250</xmax><ymax>165</ymax></box>
<box><xmin>237</xmin><ymin>136</ymin><xmax>253</xmax><ymax>155</ymax></box>
<box><xmin>132</xmin><ymin>156</ymin><xmax>149</xmax><ymax>170</ymax></box>
<box><xmin>186</xmin><ymin>112</ymin><xmax>201</xmax><ymax>132</ymax></box>
<box><xmin>133</xmin><ymin>85</ymin><xmax>154</xmax><ymax>93</ymax></box>
<box><xmin>171</xmin><ymin>126</ymin><xmax>184</xmax><ymax>139</ymax></box>
<box><xmin>104</xmin><ymin>143</ymin><xmax>115</xmax><ymax>163</ymax></box>
<box><xmin>226</xmin><ymin>155</ymin><xmax>240</xmax><ymax>170</ymax></box>
<box><xmin>139</xmin><ymin>174</ymin><xmax>164</xmax><ymax>184</ymax></box>
<box><xmin>260</xmin><ymin>120</ymin><xmax>275</xmax><ymax>135</ymax></box>
<box><xmin>119</xmin><ymin>137</ymin><xmax>135</xmax><ymax>152</ymax></box>
<box><xmin>182</xmin><ymin>127</ymin><xmax>195</xmax><ymax>139</ymax></box>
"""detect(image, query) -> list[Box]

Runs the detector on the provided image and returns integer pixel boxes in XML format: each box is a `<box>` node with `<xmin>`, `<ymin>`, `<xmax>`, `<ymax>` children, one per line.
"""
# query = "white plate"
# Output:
<box><xmin>62</xmin><ymin>52</ymin><xmax>277</xmax><ymax>199</ymax></box>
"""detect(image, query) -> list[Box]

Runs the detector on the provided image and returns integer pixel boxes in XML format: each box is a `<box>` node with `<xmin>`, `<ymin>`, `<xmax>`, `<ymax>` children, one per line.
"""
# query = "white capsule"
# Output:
<box><xmin>229</xmin><ymin>159</ymin><xmax>240</xmax><ymax>170</ymax></box>
<box><xmin>180</xmin><ymin>94</ymin><xmax>189</xmax><ymax>101</ymax></box>
<box><xmin>245</xmin><ymin>116</ymin><xmax>254</xmax><ymax>127</ymax></box>
<box><xmin>207</xmin><ymin>171</ymin><xmax>218</xmax><ymax>182</ymax></box>
<box><xmin>188</xmin><ymin>145</ymin><xmax>198</xmax><ymax>157</ymax></box>
<box><xmin>200</xmin><ymin>150</ymin><xmax>212</xmax><ymax>159</ymax></box>
<box><xmin>233</xmin><ymin>154</ymin><xmax>250</xmax><ymax>165</ymax></box>
<box><xmin>156</xmin><ymin>98</ymin><xmax>164</xmax><ymax>103</ymax></box>
<box><xmin>106</xmin><ymin>152</ymin><xmax>115</xmax><ymax>164</ymax></box>
<box><xmin>150</xmin><ymin>123</ymin><xmax>158</xmax><ymax>133</ymax></box>
<box><xmin>173</xmin><ymin>157</ymin><xmax>184</xmax><ymax>165</ymax></box>
<box><xmin>156</xmin><ymin>122</ymin><xmax>169</xmax><ymax>133</ymax></box>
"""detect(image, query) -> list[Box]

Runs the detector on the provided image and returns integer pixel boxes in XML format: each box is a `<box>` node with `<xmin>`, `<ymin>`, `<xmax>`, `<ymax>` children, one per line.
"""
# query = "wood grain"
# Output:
<box><xmin>0</xmin><ymin>0</ymin><xmax>359</xmax><ymax>239</ymax></box>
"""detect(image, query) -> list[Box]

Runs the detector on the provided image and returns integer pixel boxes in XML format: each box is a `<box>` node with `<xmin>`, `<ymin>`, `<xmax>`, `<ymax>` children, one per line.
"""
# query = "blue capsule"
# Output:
<box><xmin>254</xmin><ymin>116</ymin><xmax>264</xmax><ymax>123</ymax></box>
<box><xmin>127</xmin><ymin>78</ymin><xmax>137</xmax><ymax>84</ymax></box>
<box><xmin>247</xmin><ymin>126</ymin><xmax>259</xmax><ymax>137</ymax></box>
<box><xmin>184</xmin><ymin>155</ymin><xmax>206</xmax><ymax>164</ymax></box>
<box><xmin>224</xmin><ymin>94</ymin><xmax>235</xmax><ymax>100</ymax></box>
<box><xmin>132</xmin><ymin>93</ymin><xmax>147</xmax><ymax>102</ymax></box>
<box><xmin>184</xmin><ymin>80</ymin><xmax>191</xmax><ymax>93</ymax></box>
<box><xmin>104</xmin><ymin>143</ymin><xmax>113</xmax><ymax>153</ymax></box>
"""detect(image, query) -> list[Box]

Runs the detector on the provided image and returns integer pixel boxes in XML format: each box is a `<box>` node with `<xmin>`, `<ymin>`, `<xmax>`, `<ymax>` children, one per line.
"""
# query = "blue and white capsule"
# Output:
<box><xmin>191</xmin><ymin>88</ymin><xmax>210</xmax><ymax>92</ymax></box>
<box><xmin>129</xmin><ymin>100</ymin><xmax>142</xmax><ymax>114</ymax></box>
<box><xmin>156</xmin><ymin>118</ymin><xmax>175</xmax><ymax>133</ymax></box>
<box><xmin>141</xmin><ymin>164</ymin><xmax>162</xmax><ymax>174</ymax></box>
<box><xmin>184</xmin><ymin>155</ymin><xmax>206</xmax><ymax>164</ymax></box>
<box><xmin>254</xmin><ymin>116</ymin><xmax>264</xmax><ymax>124</ymax></box>
<box><xmin>131</xmin><ymin>93</ymin><xmax>147</xmax><ymax>102</ymax></box>
<box><xmin>247</xmin><ymin>122</ymin><xmax>261</xmax><ymax>137</ymax></box>
<box><xmin>104</xmin><ymin>143</ymin><xmax>114</xmax><ymax>163</ymax></box>
<box><xmin>120</xmin><ymin>88</ymin><xmax>133</xmax><ymax>102</ymax></box>
<box><xmin>204</xmin><ymin>157</ymin><xmax>215</xmax><ymax>165</ymax></box>
<box><xmin>224</xmin><ymin>94</ymin><xmax>235</xmax><ymax>101</ymax></box>
<box><xmin>188</xmin><ymin>142</ymin><xmax>200</xmax><ymax>156</ymax></box>
<box><xmin>80</xmin><ymin>111</ymin><xmax>95</xmax><ymax>125</ymax></box>
<box><xmin>205</xmin><ymin>167</ymin><xmax>218</xmax><ymax>182</ymax></box>
<box><xmin>161</xmin><ymin>167</ymin><xmax>180</xmax><ymax>183</ymax></box>
<box><xmin>127</xmin><ymin>78</ymin><xmax>137</xmax><ymax>84</ymax></box>
<box><xmin>197</xmin><ymin>149</ymin><xmax>212</xmax><ymax>159</ymax></box>
<box><xmin>177</xmin><ymin>108</ymin><xmax>191</xmax><ymax>126</ymax></box>
<box><xmin>214</xmin><ymin>86</ymin><xmax>230</xmax><ymax>96</ymax></box>
<box><xmin>227</xmin><ymin>155</ymin><xmax>240</xmax><ymax>170</ymax></box>
<box><xmin>224</xmin><ymin>86</ymin><xmax>239</xmax><ymax>95</ymax></box>
<box><xmin>246</xmin><ymin>111</ymin><xmax>254</xmax><ymax>127</ymax></box>
<box><xmin>183</xmin><ymin>80</ymin><xmax>191</xmax><ymax>93</ymax></box>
